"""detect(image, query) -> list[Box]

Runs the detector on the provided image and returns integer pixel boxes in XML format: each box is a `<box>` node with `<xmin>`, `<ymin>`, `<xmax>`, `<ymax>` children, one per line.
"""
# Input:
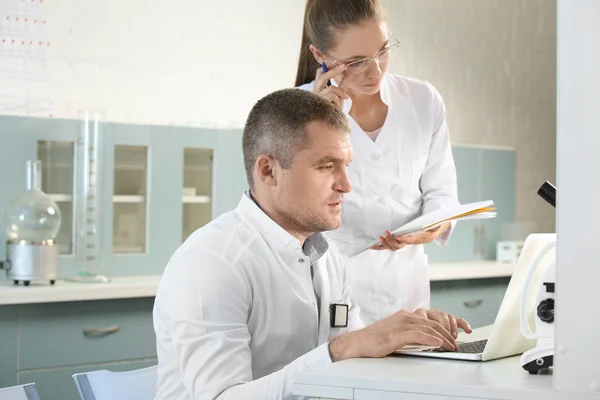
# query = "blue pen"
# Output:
<box><xmin>321</xmin><ymin>62</ymin><xmax>332</xmax><ymax>87</ymax></box>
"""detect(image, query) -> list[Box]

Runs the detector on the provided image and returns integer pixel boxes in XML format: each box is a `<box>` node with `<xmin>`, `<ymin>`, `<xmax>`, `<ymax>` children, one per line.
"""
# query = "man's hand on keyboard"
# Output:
<box><xmin>414</xmin><ymin>308</ymin><xmax>473</xmax><ymax>340</ymax></box>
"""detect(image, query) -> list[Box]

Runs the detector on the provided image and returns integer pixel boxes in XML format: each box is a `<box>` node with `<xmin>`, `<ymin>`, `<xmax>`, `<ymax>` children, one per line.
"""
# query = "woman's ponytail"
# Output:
<box><xmin>294</xmin><ymin>21</ymin><xmax>321</xmax><ymax>87</ymax></box>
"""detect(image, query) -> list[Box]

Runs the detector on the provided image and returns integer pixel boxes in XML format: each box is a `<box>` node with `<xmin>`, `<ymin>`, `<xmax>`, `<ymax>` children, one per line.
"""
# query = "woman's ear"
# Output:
<box><xmin>254</xmin><ymin>155</ymin><xmax>279</xmax><ymax>187</ymax></box>
<box><xmin>309</xmin><ymin>44</ymin><xmax>326</xmax><ymax>64</ymax></box>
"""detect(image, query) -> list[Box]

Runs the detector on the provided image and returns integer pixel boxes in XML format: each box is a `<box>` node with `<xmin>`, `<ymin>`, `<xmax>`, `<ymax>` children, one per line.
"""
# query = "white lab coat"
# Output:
<box><xmin>153</xmin><ymin>193</ymin><xmax>363</xmax><ymax>400</ymax></box>
<box><xmin>298</xmin><ymin>74</ymin><xmax>459</xmax><ymax>325</ymax></box>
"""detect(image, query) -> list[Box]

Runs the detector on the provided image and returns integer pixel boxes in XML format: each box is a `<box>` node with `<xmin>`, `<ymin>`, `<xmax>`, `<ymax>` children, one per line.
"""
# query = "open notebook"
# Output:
<box><xmin>350</xmin><ymin>200</ymin><xmax>497</xmax><ymax>257</ymax></box>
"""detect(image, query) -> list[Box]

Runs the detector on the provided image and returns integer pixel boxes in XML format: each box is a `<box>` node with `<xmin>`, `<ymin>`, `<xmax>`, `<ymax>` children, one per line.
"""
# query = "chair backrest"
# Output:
<box><xmin>0</xmin><ymin>383</ymin><xmax>41</xmax><ymax>400</ymax></box>
<box><xmin>72</xmin><ymin>365</ymin><xmax>157</xmax><ymax>400</ymax></box>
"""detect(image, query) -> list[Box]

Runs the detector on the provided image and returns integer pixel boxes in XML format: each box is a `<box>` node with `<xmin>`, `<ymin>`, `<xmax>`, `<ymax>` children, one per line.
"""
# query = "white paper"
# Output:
<box><xmin>350</xmin><ymin>200</ymin><xmax>497</xmax><ymax>257</ymax></box>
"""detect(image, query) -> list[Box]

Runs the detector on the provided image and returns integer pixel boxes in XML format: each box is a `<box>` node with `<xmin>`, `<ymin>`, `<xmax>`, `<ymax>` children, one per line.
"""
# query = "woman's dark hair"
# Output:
<box><xmin>294</xmin><ymin>0</ymin><xmax>386</xmax><ymax>87</ymax></box>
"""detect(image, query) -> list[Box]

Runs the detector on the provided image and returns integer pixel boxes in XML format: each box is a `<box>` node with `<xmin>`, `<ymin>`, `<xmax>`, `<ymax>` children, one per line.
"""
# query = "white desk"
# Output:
<box><xmin>293</xmin><ymin>355</ymin><xmax>600</xmax><ymax>400</ymax></box>
<box><xmin>293</xmin><ymin>327</ymin><xmax>599</xmax><ymax>400</ymax></box>
<box><xmin>428</xmin><ymin>260</ymin><xmax>514</xmax><ymax>281</ymax></box>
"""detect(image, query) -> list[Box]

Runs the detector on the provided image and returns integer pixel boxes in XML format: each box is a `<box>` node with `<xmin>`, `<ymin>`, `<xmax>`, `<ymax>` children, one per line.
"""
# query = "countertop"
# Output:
<box><xmin>0</xmin><ymin>260</ymin><xmax>514</xmax><ymax>305</ymax></box>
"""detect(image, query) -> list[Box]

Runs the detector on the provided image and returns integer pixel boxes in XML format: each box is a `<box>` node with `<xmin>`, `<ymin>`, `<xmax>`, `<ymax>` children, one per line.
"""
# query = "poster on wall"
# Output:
<box><xmin>0</xmin><ymin>0</ymin><xmax>52</xmax><ymax>116</ymax></box>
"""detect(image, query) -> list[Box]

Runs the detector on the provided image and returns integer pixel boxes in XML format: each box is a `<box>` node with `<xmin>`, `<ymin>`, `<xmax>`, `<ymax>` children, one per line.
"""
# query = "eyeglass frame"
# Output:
<box><xmin>322</xmin><ymin>37</ymin><xmax>400</xmax><ymax>75</ymax></box>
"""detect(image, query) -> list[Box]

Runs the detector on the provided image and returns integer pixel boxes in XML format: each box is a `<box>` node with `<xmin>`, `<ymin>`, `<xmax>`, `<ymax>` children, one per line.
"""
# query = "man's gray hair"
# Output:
<box><xmin>242</xmin><ymin>88</ymin><xmax>350</xmax><ymax>189</ymax></box>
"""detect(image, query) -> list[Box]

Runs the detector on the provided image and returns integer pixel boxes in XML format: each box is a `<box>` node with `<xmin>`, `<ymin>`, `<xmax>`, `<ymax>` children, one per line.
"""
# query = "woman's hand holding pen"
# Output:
<box><xmin>370</xmin><ymin>222</ymin><xmax>451</xmax><ymax>252</ymax></box>
<box><xmin>313</xmin><ymin>64</ymin><xmax>353</xmax><ymax>109</ymax></box>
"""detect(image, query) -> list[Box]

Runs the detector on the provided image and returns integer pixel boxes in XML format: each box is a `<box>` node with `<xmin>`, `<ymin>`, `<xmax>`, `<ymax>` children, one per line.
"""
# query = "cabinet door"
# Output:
<box><xmin>37</xmin><ymin>139</ymin><xmax>76</xmax><ymax>255</ymax></box>
<box><xmin>430</xmin><ymin>278</ymin><xmax>509</xmax><ymax>328</ymax></box>
<box><xmin>18</xmin><ymin>298</ymin><xmax>156</xmax><ymax>370</ymax></box>
<box><xmin>168</xmin><ymin>127</ymin><xmax>221</xmax><ymax>243</ymax></box>
<box><xmin>425</xmin><ymin>146</ymin><xmax>481</xmax><ymax>262</ymax></box>
<box><xmin>480</xmin><ymin>149</ymin><xmax>517</xmax><ymax>259</ymax></box>
<box><xmin>181</xmin><ymin>146</ymin><xmax>214</xmax><ymax>241</ymax></box>
<box><xmin>0</xmin><ymin>116</ymin><xmax>80</xmax><ymax>278</ymax></box>
<box><xmin>0</xmin><ymin>305</ymin><xmax>18</xmax><ymax>388</ymax></box>
<box><xmin>27</xmin><ymin>119</ymin><xmax>79</xmax><ymax>256</ymax></box>
<box><xmin>18</xmin><ymin>359</ymin><xmax>156</xmax><ymax>400</ymax></box>
<box><xmin>102</xmin><ymin>123</ymin><xmax>154</xmax><ymax>276</ymax></box>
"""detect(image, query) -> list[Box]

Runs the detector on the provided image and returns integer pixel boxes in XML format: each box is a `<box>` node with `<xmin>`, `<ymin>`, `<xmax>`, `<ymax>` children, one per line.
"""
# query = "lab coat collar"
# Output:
<box><xmin>237</xmin><ymin>192</ymin><xmax>329</xmax><ymax>262</ymax></box>
<box><xmin>342</xmin><ymin>73</ymin><xmax>394</xmax><ymax>114</ymax></box>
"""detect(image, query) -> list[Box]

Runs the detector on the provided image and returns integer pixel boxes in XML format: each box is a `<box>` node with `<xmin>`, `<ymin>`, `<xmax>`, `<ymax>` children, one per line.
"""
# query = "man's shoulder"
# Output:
<box><xmin>154</xmin><ymin>210</ymin><xmax>259</xmax><ymax>317</ymax></box>
<box><xmin>188</xmin><ymin>210</ymin><xmax>255</xmax><ymax>258</ymax></box>
<box><xmin>161</xmin><ymin>209</ymin><xmax>259</xmax><ymax>279</ymax></box>
<box><xmin>321</xmin><ymin>237</ymin><xmax>348</xmax><ymax>276</ymax></box>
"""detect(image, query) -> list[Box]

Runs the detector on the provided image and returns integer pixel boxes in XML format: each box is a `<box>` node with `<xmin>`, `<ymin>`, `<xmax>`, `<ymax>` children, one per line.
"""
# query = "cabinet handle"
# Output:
<box><xmin>83</xmin><ymin>324</ymin><xmax>120</xmax><ymax>336</ymax></box>
<box><xmin>479</xmin><ymin>226</ymin><xmax>486</xmax><ymax>256</ymax></box>
<box><xmin>474</xmin><ymin>225</ymin><xmax>486</xmax><ymax>258</ymax></box>
<box><xmin>463</xmin><ymin>299</ymin><xmax>483</xmax><ymax>308</ymax></box>
<box><xmin>474</xmin><ymin>226</ymin><xmax>481</xmax><ymax>257</ymax></box>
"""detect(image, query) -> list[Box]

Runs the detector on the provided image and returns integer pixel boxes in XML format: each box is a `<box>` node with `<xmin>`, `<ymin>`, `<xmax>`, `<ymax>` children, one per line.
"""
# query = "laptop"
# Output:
<box><xmin>395</xmin><ymin>233</ymin><xmax>556</xmax><ymax>362</ymax></box>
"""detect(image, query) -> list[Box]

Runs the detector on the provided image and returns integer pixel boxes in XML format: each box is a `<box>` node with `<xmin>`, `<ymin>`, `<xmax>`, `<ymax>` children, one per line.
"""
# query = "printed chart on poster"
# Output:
<box><xmin>0</xmin><ymin>0</ymin><xmax>52</xmax><ymax>115</ymax></box>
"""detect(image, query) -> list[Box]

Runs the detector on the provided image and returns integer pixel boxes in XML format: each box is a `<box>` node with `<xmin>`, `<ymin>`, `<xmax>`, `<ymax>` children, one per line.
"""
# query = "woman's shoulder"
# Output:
<box><xmin>386</xmin><ymin>74</ymin><xmax>442</xmax><ymax>99</ymax></box>
<box><xmin>296</xmin><ymin>81</ymin><xmax>316</xmax><ymax>91</ymax></box>
<box><xmin>385</xmin><ymin>73</ymin><xmax>445</xmax><ymax>111</ymax></box>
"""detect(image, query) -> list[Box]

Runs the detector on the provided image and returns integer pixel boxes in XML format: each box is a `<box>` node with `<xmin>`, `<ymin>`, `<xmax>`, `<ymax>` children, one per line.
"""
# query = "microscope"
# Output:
<box><xmin>520</xmin><ymin>181</ymin><xmax>556</xmax><ymax>374</ymax></box>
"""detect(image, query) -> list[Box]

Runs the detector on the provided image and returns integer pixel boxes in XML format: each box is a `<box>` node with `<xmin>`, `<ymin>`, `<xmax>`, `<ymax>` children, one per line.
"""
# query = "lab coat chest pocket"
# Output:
<box><xmin>393</xmin><ymin>153</ymin><xmax>428</xmax><ymax>199</ymax></box>
<box><xmin>391</xmin><ymin>111</ymin><xmax>430</xmax><ymax>198</ymax></box>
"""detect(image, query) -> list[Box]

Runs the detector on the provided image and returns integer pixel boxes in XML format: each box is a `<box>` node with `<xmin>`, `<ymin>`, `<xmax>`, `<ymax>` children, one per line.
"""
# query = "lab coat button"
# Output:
<box><xmin>370</xmin><ymin>153</ymin><xmax>380</xmax><ymax>161</ymax></box>
<box><xmin>378</xmin><ymin>197</ymin><xmax>386</xmax><ymax>204</ymax></box>
<box><xmin>298</xmin><ymin>258</ymin><xmax>305</xmax><ymax>263</ymax></box>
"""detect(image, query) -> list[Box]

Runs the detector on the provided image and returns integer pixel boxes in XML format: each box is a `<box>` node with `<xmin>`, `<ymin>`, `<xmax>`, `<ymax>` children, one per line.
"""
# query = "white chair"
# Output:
<box><xmin>0</xmin><ymin>383</ymin><xmax>41</xmax><ymax>400</ymax></box>
<box><xmin>72</xmin><ymin>365</ymin><xmax>157</xmax><ymax>400</ymax></box>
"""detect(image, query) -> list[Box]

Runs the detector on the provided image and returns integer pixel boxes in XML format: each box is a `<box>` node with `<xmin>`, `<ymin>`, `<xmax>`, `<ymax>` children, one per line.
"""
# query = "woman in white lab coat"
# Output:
<box><xmin>295</xmin><ymin>0</ymin><xmax>460</xmax><ymax>325</ymax></box>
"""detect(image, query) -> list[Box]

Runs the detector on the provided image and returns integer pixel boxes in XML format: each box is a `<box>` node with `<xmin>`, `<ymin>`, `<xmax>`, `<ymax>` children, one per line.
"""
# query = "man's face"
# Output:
<box><xmin>272</xmin><ymin>121</ymin><xmax>353</xmax><ymax>235</ymax></box>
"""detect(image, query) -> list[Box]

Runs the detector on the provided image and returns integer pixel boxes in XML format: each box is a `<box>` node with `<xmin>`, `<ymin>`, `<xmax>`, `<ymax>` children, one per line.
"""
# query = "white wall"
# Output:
<box><xmin>1</xmin><ymin>0</ymin><xmax>556</xmax><ymax>234</ymax></box>
<box><xmin>555</xmin><ymin>0</ymin><xmax>600</xmax><ymax>393</ymax></box>
<box><xmin>2</xmin><ymin>0</ymin><xmax>307</xmax><ymax>127</ymax></box>
<box><xmin>383</xmin><ymin>0</ymin><xmax>557</xmax><ymax>234</ymax></box>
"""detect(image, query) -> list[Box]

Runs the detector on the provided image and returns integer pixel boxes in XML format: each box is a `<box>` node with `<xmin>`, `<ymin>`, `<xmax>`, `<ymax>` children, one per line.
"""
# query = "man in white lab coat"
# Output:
<box><xmin>153</xmin><ymin>88</ymin><xmax>471</xmax><ymax>400</ymax></box>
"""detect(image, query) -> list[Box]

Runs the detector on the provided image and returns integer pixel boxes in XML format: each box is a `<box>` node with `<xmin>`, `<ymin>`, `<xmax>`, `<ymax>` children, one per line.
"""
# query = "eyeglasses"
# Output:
<box><xmin>326</xmin><ymin>38</ymin><xmax>400</xmax><ymax>75</ymax></box>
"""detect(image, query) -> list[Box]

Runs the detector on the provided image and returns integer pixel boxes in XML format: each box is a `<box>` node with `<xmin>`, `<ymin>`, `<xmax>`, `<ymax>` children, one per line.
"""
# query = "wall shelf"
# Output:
<box><xmin>182</xmin><ymin>195</ymin><xmax>210</xmax><ymax>204</ymax></box>
<box><xmin>113</xmin><ymin>195</ymin><xmax>145</xmax><ymax>203</ymax></box>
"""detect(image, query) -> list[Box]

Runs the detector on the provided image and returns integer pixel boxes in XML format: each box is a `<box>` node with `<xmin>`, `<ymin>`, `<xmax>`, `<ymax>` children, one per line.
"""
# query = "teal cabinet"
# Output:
<box><xmin>0</xmin><ymin>297</ymin><xmax>156</xmax><ymax>400</ymax></box>
<box><xmin>19</xmin><ymin>298</ymin><xmax>156</xmax><ymax>370</ymax></box>
<box><xmin>424</xmin><ymin>146</ymin><xmax>517</xmax><ymax>263</ymax></box>
<box><xmin>430</xmin><ymin>277</ymin><xmax>510</xmax><ymax>329</ymax></box>
<box><xmin>101</xmin><ymin>123</ymin><xmax>154</xmax><ymax>274</ymax></box>
<box><xmin>0</xmin><ymin>116</ymin><xmax>247</xmax><ymax>280</ymax></box>
<box><xmin>0</xmin><ymin>306</ymin><xmax>17</xmax><ymax>388</ymax></box>
<box><xmin>424</xmin><ymin>146</ymin><xmax>482</xmax><ymax>262</ymax></box>
<box><xmin>480</xmin><ymin>149</ymin><xmax>517</xmax><ymax>259</ymax></box>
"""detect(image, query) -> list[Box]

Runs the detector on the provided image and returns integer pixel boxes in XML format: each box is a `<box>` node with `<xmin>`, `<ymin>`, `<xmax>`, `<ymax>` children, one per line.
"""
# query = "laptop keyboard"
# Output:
<box><xmin>427</xmin><ymin>339</ymin><xmax>488</xmax><ymax>354</ymax></box>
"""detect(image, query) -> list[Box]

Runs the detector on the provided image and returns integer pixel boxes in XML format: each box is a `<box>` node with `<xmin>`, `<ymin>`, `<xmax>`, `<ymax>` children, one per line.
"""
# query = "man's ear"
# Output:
<box><xmin>309</xmin><ymin>44</ymin><xmax>326</xmax><ymax>64</ymax></box>
<box><xmin>254</xmin><ymin>155</ymin><xmax>279</xmax><ymax>187</ymax></box>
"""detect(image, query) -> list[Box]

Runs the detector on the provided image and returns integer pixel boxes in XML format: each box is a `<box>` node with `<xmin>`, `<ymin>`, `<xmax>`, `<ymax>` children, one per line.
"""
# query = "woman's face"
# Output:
<box><xmin>327</xmin><ymin>19</ymin><xmax>391</xmax><ymax>96</ymax></box>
